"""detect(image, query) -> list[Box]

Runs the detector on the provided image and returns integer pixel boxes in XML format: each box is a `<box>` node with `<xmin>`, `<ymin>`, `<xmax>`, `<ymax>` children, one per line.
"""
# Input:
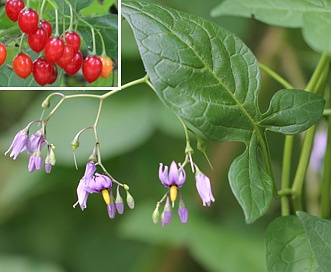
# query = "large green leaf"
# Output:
<box><xmin>122</xmin><ymin>1</ymin><xmax>325</xmax><ymax>223</ymax></box>
<box><xmin>211</xmin><ymin>0</ymin><xmax>331</xmax><ymax>54</ymax></box>
<box><xmin>297</xmin><ymin>212</ymin><xmax>331</xmax><ymax>271</ymax></box>
<box><xmin>228</xmin><ymin>132</ymin><xmax>273</xmax><ymax>223</ymax></box>
<box><xmin>123</xmin><ymin>1</ymin><xmax>261</xmax><ymax>144</ymax></box>
<box><xmin>260</xmin><ymin>89</ymin><xmax>325</xmax><ymax>134</ymax></box>
<box><xmin>266</xmin><ymin>216</ymin><xmax>319</xmax><ymax>271</ymax></box>
<box><xmin>54</xmin><ymin>0</ymin><xmax>95</xmax><ymax>13</ymax></box>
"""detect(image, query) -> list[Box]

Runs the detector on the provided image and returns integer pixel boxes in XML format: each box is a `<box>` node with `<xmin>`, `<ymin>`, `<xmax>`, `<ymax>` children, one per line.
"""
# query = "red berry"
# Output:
<box><xmin>5</xmin><ymin>0</ymin><xmax>25</xmax><ymax>22</ymax></box>
<box><xmin>82</xmin><ymin>56</ymin><xmax>102</xmax><ymax>83</ymax></box>
<box><xmin>40</xmin><ymin>19</ymin><xmax>52</xmax><ymax>38</ymax></box>
<box><xmin>64</xmin><ymin>31</ymin><xmax>81</xmax><ymax>53</ymax></box>
<box><xmin>56</xmin><ymin>44</ymin><xmax>74</xmax><ymax>68</ymax></box>
<box><xmin>100</xmin><ymin>56</ymin><xmax>113</xmax><ymax>78</ymax></box>
<box><xmin>28</xmin><ymin>27</ymin><xmax>48</xmax><ymax>53</ymax></box>
<box><xmin>48</xmin><ymin>63</ymin><xmax>58</xmax><ymax>84</ymax></box>
<box><xmin>13</xmin><ymin>53</ymin><xmax>32</xmax><ymax>79</ymax></box>
<box><xmin>44</xmin><ymin>37</ymin><xmax>64</xmax><ymax>63</ymax></box>
<box><xmin>63</xmin><ymin>51</ymin><xmax>83</xmax><ymax>76</ymax></box>
<box><xmin>18</xmin><ymin>8</ymin><xmax>39</xmax><ymax>35</ymax></box>
<box><xmin>33</xmin><ymin>57</ymin><xmax>52</xmax><ymax>86</ymax></box>
<box><xmin>0</xmin><ymin>44</ymin><xmax>7</xmax><ymax>66</ymax></box>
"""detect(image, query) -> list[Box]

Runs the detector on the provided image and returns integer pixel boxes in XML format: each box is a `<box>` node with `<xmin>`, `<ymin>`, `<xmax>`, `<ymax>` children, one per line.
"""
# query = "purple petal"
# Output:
<box><xmin>85</xmin><ymin>174</ymin><xmax>112</xmax><ymax>193</ymax></box>
<box><xmin>116</xmin><ymin>202</ymin><xmax>124</xmax><ymax>214</ymax></box>
<box><xmin>159</xmin><ymin>163</ymin><xmax>170</xmax><ymax>187</ymax></box>
<box><xmin>5</xmin><ymin>130</ymin><xmax>29</xmax><ymax>160</ymax></box>
<box><xmin>83</xmin><ymin>161</ymin><xmax>96</xmax><ymax>181</ymax></box>
<box><xmin>45</xmin><ymin>163</ymin><xmax>52</xmax><ymax>173</ymax></box>
<box><xmin>107</xmin><ymin>203</ymin><xmax>116</xmax><ymax>219</ymax></box>
<box><xmin>168</xmin><ymin>161</ymin><xmax>179</xmax><ymax>186</ymax></box>
<box><xmin>177</xmin><ymin>163</ymin><xmax>186</xmax><ymax>187</ymax></box>
<box><xmin>73</xmin><ymin>178</ymin><xmax>89</xmax><ymax>210</ymax></box>
<box><xmin>196</xmin><ymin>173</ymin><xmax>215</xmax><ymax>206</ymax></box>
<box><xmin>161</xmin><ymin>211</ymin><xmax>172</xmax><ymax>227</ymax></box>
<box><xmin>178</xmin><ymin>207</ymin><xmax>188</xmax><ymax>224</ymax></box>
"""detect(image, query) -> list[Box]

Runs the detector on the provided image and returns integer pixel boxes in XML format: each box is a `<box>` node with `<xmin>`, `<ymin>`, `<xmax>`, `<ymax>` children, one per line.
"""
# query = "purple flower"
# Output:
<box><xmin>310</xmin><ymin>130</ymin><xmax>327</xmax><ymax>172</ymax></box>
<box><xmin>159</xmin><ymin>161</ymin><xmax>186</xmax><ymax>188</ymax></box>
<box><xmin>107</xmin><ymin>203</ymin><xmax>116</xmax><ymax>219</ymax></box>
<box><xmin>5</xmin><ymin>129</ymin><xmax>29</xmax><ymax>160</ymax></box>
<box><xmin>161</xmin><ymin>211</ymin><xmax>172</xmax><ymax>227</ymax></box>
<box><xmin>161</xmin><ymin>196</ymin><xmax>172</xmax><ymax>227</ymax></box>
<box><xmin>195</xmin><ymin>172</ymin><xmax>215</xmax><ymax>206</ymax></box>
<box><xmin>28</xmin><ymin>154</ymin><xmax>43</xmax><ymax>172</ymax></box>
<box><xmin>27</xmin><ymin>131</ymin><xmax>45</xmax><ymax>154</ymax></box>
<box><xmin>178</xmin><ymin>207</ymin><xmax>188</xmax><ymax>224</ymax></box>
<box><xmin>73</xmin><ymin>162</ymin><xmax>113</xmax><ymax>212</ymax></box>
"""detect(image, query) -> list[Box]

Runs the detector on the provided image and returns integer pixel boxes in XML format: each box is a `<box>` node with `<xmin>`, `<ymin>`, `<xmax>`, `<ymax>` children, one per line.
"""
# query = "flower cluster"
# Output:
<box><xmin>153</xmin><ymin>160</ymin><xmax>215</xmax><ymax>226</ymax></box>
<box><xmin>5</xmin><ymin>122</ymin><xmax>55</xmax><ymax>173</ymax></box>
<box><xmin>73</xmin><ymin>161</ymin><xmax>134</xmax><ymax>219</ymax></box>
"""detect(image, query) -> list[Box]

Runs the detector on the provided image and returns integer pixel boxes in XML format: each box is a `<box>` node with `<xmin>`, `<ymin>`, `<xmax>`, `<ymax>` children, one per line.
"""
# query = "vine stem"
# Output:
<box><xmin>292</xmin><ymin>53</ymin><xmax>331</xmax><ymax>211</ymax></box>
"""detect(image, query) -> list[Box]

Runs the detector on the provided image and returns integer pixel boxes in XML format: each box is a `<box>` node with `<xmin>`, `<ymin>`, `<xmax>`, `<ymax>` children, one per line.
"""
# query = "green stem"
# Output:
<box><xmin>281</xmin><ymin>135</ymin><xmax>294</xmax><ymax>216</ymax></box>
<box><xmin>324</xmin><ymin>109</ymin><xmax>331</xmax><ymax>116</ymax></box>
<box><xmin>321</xmin><ymin>113</ymin><xmax>331</xmax><ymax>218</ymax></box>
<box><xmin>39</xmin><ymin>0</ymin><xmax>47</xmax><ymax>19</ymax></box>
<box><xmin>306</xmin><ymin>53</ymin><xmax>330</xmax><ymax>93</ymax></box>
<box><xmin>259</xmin><ymin>63</ymin><xmax>294</xmax><ymax>89</ymax></box>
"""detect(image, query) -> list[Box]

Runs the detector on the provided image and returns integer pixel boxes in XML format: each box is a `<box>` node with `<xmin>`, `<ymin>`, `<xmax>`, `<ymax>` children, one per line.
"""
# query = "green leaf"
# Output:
<box><xmin>122</xmin><ymin>1</ymin><xmax>324</xmax><ymax>223</ymax></box>
<box><xmin>228</xmin><ymin>132</ymin><xmax>273</xmax><ymax>223</ymax></box>
<box><xmin>211</xmin><ymin>0</ymin><xmax>331</xmax><ymax>54</ymax></box>
<box><xmin>266</xmin><ymin>216</ymin><xmax>319</xmax><ymax>272</ymax></box>
<box><xmin>122</xmin><ymin>1</ymin><xmax>261</xmax><ymax>143</ymax></box>
<box><xmin>211</xmin><ymin>0</ymin><xmax>331</xmax><ymax>28</ymax></box>
<box><xmin>78</xmin><ymin>14</ymin><xmax>118</xmax><ymax>58</ymax></box>
<box><xmin>54</xmin><ymin>0</ymin><xmax>95</xmax><ymax>13</ymax></box>
<box><xmin>297</xmin><ymin>211</ymin><xmax>331</xmax><ymax>271</ymax></box>
<box><xmin>260</xmin><ymin>89</ymin><xmax>325</xmax><ymax>134</ymax></box>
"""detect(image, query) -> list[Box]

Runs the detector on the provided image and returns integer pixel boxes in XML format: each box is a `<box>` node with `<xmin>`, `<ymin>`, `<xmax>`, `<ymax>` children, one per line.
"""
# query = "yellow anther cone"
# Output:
<box><xmin>170</xmin><ymin>185</ymin><xmax>178</xmax><ymax>203</ymax></box>
<box><xmin>101</xmin><ymin>189</ymin><xmax>111</xmax><ymax>205</ymax></box>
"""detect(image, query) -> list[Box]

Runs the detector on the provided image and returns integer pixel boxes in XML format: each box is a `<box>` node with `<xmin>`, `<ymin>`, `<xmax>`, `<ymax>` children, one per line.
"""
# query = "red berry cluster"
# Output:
<box><xmin>1</xmin><ymin>0</ymin><xmax>113</xmax><ymax>86</ymax></box>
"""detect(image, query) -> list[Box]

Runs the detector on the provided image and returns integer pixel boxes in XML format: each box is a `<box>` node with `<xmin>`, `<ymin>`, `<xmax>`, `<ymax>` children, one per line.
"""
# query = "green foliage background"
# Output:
<box><xmin>0</xmin><ymin>0</ymin><xmax>323</xmax><ymax>271</ymax></box>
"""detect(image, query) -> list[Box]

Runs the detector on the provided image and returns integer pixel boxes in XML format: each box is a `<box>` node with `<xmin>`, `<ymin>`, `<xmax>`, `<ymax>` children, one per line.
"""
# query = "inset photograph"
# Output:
<box><xmin>0</xmin><ymin>0</ymin><xmax>119</xmax><ymax>89</ymax></box>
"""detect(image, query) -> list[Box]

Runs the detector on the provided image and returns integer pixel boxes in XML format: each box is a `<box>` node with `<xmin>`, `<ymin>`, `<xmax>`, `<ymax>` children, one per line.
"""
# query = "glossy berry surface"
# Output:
<box><xmin>82</xmin><ymin>56</ymin><xmax>102</xmax><ymax>83</ymax></box>
<box><xmin>44</xmin><ymin>37</ymin><xmax>64</xmax><ymax>63</ymax></box>
<box><xmin>64</xmin><ymin>31</ymin><xmax>81</xmax><ymax>53</ymax></box>
<box><xmin>0</xmin><ymin>44</ymin><xmax>7</xmax><ymax>66</ymax></box>
<box><xmin>18</xmin><ymin>8</ymin><xmax>39</xmax><ymax>35</ymax></box>
<box><xmin>40</xmin><ymin>20</ymin><xmax>52</xmax><ymax>38</ymax></box>
<box><xmin>28</xmin><ymin>27</ymin><xmax>48</xmax><ymax>53</ymax></box>
<box><xmin>5</xmin><ymin>0</ymin><xmax>25</xmax><ymax>22</ymax></box>
<box><xmin>13</xmin><ymin>53</ymin><xmax>32</xmax><ymax>79</ymax></box>
<box><xmin>33</xmin><ymin>57</ymin><xmax>52</xmax><ymax>86</ymax></box>
<box><xmin>56</xmin><ymin>44</ymin><xmax>74</xmax><ymax>68</ymax></box>
<box><xmin>48</xmin><ymin>63</ymin><xmax>58</xmax><ymax>84</ymax></box>
<box><xmin>100</xmin><ymin>56</ymin><xmax>113</xmax><ymax>78</ymax></box>
<box><xmin>63</xmin><ymin>51</ymin><xmax>83</xmax><ymax>76</ymax></box>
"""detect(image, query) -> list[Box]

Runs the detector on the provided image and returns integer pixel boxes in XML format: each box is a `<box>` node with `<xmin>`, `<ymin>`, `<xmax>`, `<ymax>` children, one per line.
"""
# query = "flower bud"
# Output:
<box><xmin>41</xmin><ymin>97</ymin><xmax>50</xmax><ymax>109</ymax></box>
<box><xmin>126</xmin><ymin>191</ymin><xmax>135</xmax><ymax>209</ymax></box>
<box><xmin>115</xmin><ymin>186</ymin><xmax>124</xmax><ymax>214</ymax></box>
<box><xmin>152</xmin><ymin>205</ymin><xmax>160</xmax><ymax>224</ymax></box>
<box><xmin>71</xmin><ymin>137</ymin><xmax>79</xmax><ymax>151</ymax></box>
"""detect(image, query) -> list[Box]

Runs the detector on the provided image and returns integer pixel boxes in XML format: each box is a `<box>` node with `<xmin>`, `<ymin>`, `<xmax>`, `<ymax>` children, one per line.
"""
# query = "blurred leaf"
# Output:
<box><xmin>261</xmin><ymin>89</ymin><xmax>325</xmax><ymax>134</ymax></box>
<box><xmin>80</xmin><ymin>0</ymin><xmax>115</xmax><ymax>16</ymax></box>
<box><xmin>228</xmin><ymin>132</ymin><xmax>273</xmax><ymax>223</ymax></box>
<box><xmin>297</xmin><ymin>211</ymin><xmax>331</xmax><ymax>272</ymax></box>
<box><xmin>211</xmin><ymin>0</ymin><xmax>331</xmax><ymax>54</ymax></box>
<box><xmin>78</xmin><ymin>14</ymin><xmax>118</xmax><ymax>58</ymax></box>
<box><xmin>265</xmin><ymin>216</ymin><xmax>319</xmax><ymax>271</ymax></box>
<box><xmin>0</xmin><ymin>255</ymin><xmax>65</xmax><ymax>272</ymax></box>
<box><xmin>54</xmin><ymin>0</ymin><xmax>95</xmax><ymax>13</ymax></box>
<box><xmin>211</xmin><ymin>0</ymin><xmax>326</xmax><ymax>27</ymax></box>
<box><xmin>119</xmin><ymin>202</ymin><xmax>265</xmax><ymax>272</ymax></box>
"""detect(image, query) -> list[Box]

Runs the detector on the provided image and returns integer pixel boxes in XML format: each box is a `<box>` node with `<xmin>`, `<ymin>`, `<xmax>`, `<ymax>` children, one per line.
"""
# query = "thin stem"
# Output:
<box><xmin>280</xmin><ymin>135</ymin><xmax>294</xmax><ymax>216</ymax></box>
<box><xmin>306</xmin><ymin>53</ymin><xmax>330</xmax><ymax>93</ymax></box>
<box><xmin>259</xmin><ymin>63</ymin><xmax>294</xmax><ymax>89</ymax></box>
<box><xmin>292</xmin><ymin>125</ymin><xmax>316</xmax><ymax>211</ymax></box>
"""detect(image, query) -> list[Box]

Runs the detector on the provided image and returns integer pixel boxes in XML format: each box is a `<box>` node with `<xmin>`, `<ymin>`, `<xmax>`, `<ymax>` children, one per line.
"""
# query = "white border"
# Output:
<box><xmin>0</xmin><ymin>0</ymin><xmax>122</xmax><ymax>91</ymax></box>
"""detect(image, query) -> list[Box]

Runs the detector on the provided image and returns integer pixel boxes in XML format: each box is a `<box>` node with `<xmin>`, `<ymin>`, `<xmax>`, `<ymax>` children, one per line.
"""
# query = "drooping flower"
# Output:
<box><xmin>5</xmin><ymin>129</ymin><xmax>29</xmax><ymax>160</ymax></box>
<box><xmin>73</xmin><ymin>162</ymin><xmax>113</xmax><ymax>219</ymax></box>
<box><xmin>195</xmin><ymin>172</ymin><xmax>215</xmax><ymax>206</ymax></box>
